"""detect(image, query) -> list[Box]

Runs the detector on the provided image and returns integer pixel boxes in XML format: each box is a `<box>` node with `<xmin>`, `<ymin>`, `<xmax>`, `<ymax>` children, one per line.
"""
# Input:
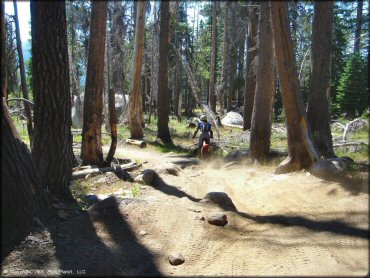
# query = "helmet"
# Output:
<box><xmin>200</xmin><ymin>115</ymin><xmax>207</xmax><ymax>122</ymax></box>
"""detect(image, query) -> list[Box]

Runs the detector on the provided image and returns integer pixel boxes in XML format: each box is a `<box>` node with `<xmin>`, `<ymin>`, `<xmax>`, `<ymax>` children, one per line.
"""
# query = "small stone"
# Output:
<box><xmin>187</xmin><ymin>207</ymin><xmax>202</xmax><ymax>213</ymax></box>
<box><xmin>207</xmin><ymin>212</ymin><xmax>228</xmax><ymax>226</ymax></box>
<box><xmin>139</xmin><ymin>231</ymin><xmax>147</xmax><ymax>236</ymax></box>
<box><xmin>143</xmin><ymin>161</ymin><xmax>149</xmax><ymax>164</ymax></box>
<box><xmin>194</xmin><ymin>216</ymin><xmax>205</xmax><ymax>221</ymax></box>
<box><xmin>97</xmin><ymin>177</ymin><xmax>107</xmax><ymax>183</ymax></box>
<box><xmin>156</xmin><ymin>163</ymin><xmax>181</xmax><ymax>176</ymax></box>
<box><xmin>168</xmin><ymin>252</ymin><xmax>185</xmax><ymax>266</ymax></box>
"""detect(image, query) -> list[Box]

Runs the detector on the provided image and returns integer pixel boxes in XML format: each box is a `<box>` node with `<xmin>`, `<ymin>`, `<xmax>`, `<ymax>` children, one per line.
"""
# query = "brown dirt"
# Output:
<box><xmin>1</xmin><ymin>145</ymin><xmax>369</xmax><ymax>276</ymax></box>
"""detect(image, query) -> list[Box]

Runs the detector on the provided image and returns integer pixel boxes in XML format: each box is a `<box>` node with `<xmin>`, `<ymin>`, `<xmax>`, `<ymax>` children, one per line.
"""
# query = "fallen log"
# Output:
<box><xmin>333</xmin><ymin>141</ymin><xmax>367</xmax><ymax>148</ymax></box>
<box><xmin>72</xmin><ymin>162</ymin><xmax>140</xmax><ymax>180</ymax></box>
<box><xmin>125</xmin><ymin>139</ymin><xmax>147</xmax><ymax>148</ymax></box>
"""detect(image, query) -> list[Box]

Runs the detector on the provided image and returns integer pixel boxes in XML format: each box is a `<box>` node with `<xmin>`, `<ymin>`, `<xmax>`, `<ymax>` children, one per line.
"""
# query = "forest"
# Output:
<box><xmin>1</xmin><ymin>1</ymin><xmax>369</xmax><ymax>276</ymax></box>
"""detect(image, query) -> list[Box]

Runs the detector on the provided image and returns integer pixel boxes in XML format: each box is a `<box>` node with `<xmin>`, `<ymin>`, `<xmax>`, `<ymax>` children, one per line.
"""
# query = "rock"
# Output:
<box><xmin>168</xmin><ymin>252</ymin><xmax>185</xmax><ymax>266</ymax></box>
<box><xmin>187</xmin><ymin>207</ymin><xmax>202</xmax><ymax>213</ymax></box>
<box><xmin>155</xmin><ymin>163</ymin><xmax>181</xmax><ymax>176</ymax></box>
<box><xmin>207</xmin><ymin>212</ymin><xmax>228</xmax><ymax>226</ymax></box>
<box><xmin>194</xmin><ymin>215</ymin><xmax>205</xmax><ymax>221</ymax></box>
<box><xmin>221</xmin><ymin>111</ymin><xmax>244</xmax><ymax>126</ymax></box>
<box><xmin>139</xmin><ymin>231</ymin><xmax>147</xmax><ymax>236</ymax></box>
<box><xmin>310</xmin><ymin>157</ymin><xmax>354</xmax><ymax>178</ymax></box>
<box><xmin>225</xmin><ymin>150</ymin><xmax>249</xmax><ymax>162</ymax></box>
<box><xmin>134</xmin><ymin>169</ymin><xmax>156</xmax><ymax>185</ymax></box>
<box><xmin>200</xmin><ymin>192</ymin><xmax>237</xmax><ymax>212</ymax></box>
<box><xmin>97</xmin><ymin>177</ymin><xmax>107</xmax><ymax>183</ymax></box>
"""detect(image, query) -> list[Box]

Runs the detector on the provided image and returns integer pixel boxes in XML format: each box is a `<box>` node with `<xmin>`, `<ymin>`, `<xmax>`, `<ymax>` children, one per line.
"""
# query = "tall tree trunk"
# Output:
<box><xmin>149</xmin><ymin>2</ymin><xmax>159</xmax><ymax>124</ymax></box>
<box><xmin>1</xmin><ymin>99</ymin><xmax>52</xmax><ymax>259</ymax></box>
<box><xmin>220</xmin><ymin>3</ymin><xmax>229</xmax><ymax>116</ymax></box>
<box><xmin>249</xmin><ymin>2</ymin><xmax>275</xmax><ymax>162</ymax></box>
<box><xmin>271</xmin><ymin>2</ymin><xmax>319</xmax><ymax>173</ymax></box>
<box><xmin>0</xmin><ymin>1</ymin><xmax>7</xmax><ymax>99</ymax></box>
<box><xmin>208</xmin><ymin>2</ymin><xmax>217</xmax><ymax>113</ymax></box>
<box><xmin>105</xmin><ymin>88</ymin><xmax>117</xmax><ymax>164</ymax></box>
<box><xmin>307</xmin><ymin>1</ymin><xmax>335</xmax><ymax>159</ymax></box>
<box><xmin>14</xmin><ymin>0</ymin><xmax>33</xmax><ymax>148</ymax></box>
<box><xmin>157</xmin><ymin>1</ymin><xmax>172</xmax><ymax>144</ymax></box>
<box><xmin>354</xmin><ymin>0</ymin><xmax>363</xmax><ymax>53</ymax></box>
<box><xmin>173</xmin><ymin>1</ymin><xmax>182</xmax><ymax>121</ymax></box>
<box><xmin>81</xmin><ymin>1</ymin><xmax>108</xmax><ymax>165</ymax></box>
<box><xmin>31</xmin><ymin>1</ymin><xmax>74</xmax><ymax>201</ymax></box>
<box><xmin>129</xmin><ymin>1</ymin><xmax>145</xmax><ymax>139</ymax></box>
<box><xmin>237</xmin><ymin>30</ymin><xmax>246</xmax><ymax>108</ymax></box>
<box><xmin>227</xmin><ymin>47</ymin><xmax>237</xmax><ymax>111</ymax></box>
<box><xmin>243</xmin><ymin>5</ymin><xmax>258</xmax><ymax>130</ymax></box>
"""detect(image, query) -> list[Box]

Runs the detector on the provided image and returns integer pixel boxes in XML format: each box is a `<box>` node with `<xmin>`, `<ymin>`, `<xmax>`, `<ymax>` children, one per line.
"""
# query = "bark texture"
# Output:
<box><xmin>271</xmin><ymin>2</ymin><xmax>319</xmax><ymax>173</ymax></box>
<box><xmin>1</xmin><ymin>99</ymin><xmax>51</xmax><ymax>259</ymax></box>
<box><xmin>157</xmin><ymin>1</ymin><xmax>172</xmax><ymax>143</ymax></box>
<box><xmin>219</xmin><ymin>3</ymin><xmax>229</xmax><ymax>116</ymax></box>
<box><xmin>307</xmin><ymin>1</ymin><xmax>335</xmax><ymax>159</ymax></box>
<box><xmin>31</xmin><ymin>1</ymin><xmax>74</xmax><ymax>200</ymax></box>
<box><xmin>243</xmin><ymin>5</ymin><xmax>258</xmax><ymax>130</ymax></box>
<box><xmin>105</xmin><ymin>88</ymin><xmax>117</xmax><ymax>164</ymax></box>
<box><xmin>249</xmin><ymin>2</ymin><xmax>275</xmax><ymax>162</ymax></box>
<box><xmin>1</xmin><ymin>1</ymin><xmax>6</xmax><ymax>99</ymax></box>
<box><xmin>14</xmin><ymin>0</ymin><xmax>33</xmax><ymax>148</ymax></box>
<box><xmin>129</xmin><ymin>1</ymin><xmax>145</xmax><ymax>139</ymax></box>
<box><xmin>81</xmin><ymin>1</ymin><xmax>107</xmax><ymax>165</ymax></box>
<box><xmin>208</xmin><ymin>2</ymin><xmax>217</xmax><ymax>112</ymax></box>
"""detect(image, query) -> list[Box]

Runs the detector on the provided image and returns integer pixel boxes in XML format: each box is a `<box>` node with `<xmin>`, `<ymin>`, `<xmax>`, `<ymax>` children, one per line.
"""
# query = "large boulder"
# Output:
<box><xmin>225</xmin><ymin>150</ymin><xmax>249</xmax><ymax>162</ymax></box>
<box><xmin>310</xmin><ymin>157</ymin><xmax>354</xmax><ymax>179</ymax></box>
<box><xmin>134</xmin><ymin>169</ymin><xmax>156</xmax><ymax>185</ymax></box>
<box><xmin>221</xmin><ymin>111</ymin><xmax>244</xmax><ymax>126</ymax></box>
<box><xmin>155</xmin><ymin>163</ymin><xmax>181</xmax><ymax>176</ymax></box>
<box><xmin>200</xmin><ymin>192</ymin><xmax>237</xmax><ymax>212</ymax></box>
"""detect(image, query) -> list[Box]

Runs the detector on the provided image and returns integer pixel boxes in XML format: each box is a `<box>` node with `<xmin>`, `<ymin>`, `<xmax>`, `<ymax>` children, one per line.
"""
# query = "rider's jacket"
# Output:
<box><xmin>198</xmin><ymin>122</ymin><xmax>212</xmax><ymax>134</ymax></box>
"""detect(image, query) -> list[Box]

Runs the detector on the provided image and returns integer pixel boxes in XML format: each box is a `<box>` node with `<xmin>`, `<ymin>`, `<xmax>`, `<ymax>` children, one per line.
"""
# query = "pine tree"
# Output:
<box><xmin>336</xmin><ymin>53</ymin><xmax>368</xmax><ymax>119</ymax></box>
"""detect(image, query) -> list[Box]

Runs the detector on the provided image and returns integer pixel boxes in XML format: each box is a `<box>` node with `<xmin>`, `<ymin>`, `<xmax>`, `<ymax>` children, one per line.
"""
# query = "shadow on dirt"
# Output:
<box><xmin>237</xmin><ymin>211</ymin><xmax>369</xmax><ymax>240</ymax></box>
<box><xmin>319</xmin><ymin>175</ymin><xmax>369</xmax><ymax>196</ymax></box>
<box><xmin>153</xmin><ymin>173</ymin><xmax>201</xmax><ymax>203</ymax></box>
<box><xmin>46</xmin><ymin>198</ymin><xmax>162</xmax><ymax>276</ymax></box>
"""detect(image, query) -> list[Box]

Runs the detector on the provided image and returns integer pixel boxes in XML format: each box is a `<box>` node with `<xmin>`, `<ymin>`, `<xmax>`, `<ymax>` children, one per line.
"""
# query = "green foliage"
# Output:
<box><xmin>335</xmin><ymin>53</ymin><xmax>368</xmax><ymax>119</ymax></box>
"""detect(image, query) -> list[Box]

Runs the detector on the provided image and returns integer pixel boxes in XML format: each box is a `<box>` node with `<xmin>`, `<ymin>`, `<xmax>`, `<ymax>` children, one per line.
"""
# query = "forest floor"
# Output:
<box><xmin>2</xmin><ymin>142</ymin><xmax>369</xmax><ymax>277</ymax></box>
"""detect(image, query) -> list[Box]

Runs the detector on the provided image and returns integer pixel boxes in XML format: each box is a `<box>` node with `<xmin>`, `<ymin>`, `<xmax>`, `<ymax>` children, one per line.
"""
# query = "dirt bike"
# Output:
<box><xmin>200</xmin><ymin>139</ymin><xmax>211</xmax><ymax>161</ymax></box>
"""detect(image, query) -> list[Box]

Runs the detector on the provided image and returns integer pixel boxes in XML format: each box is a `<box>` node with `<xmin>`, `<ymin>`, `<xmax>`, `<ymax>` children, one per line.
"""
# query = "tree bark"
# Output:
<box><xmin>157</xmin><ymin>1</ymin><xmax>172</xmax><ymax>144</ymax></box>
<box><xmin>129</xmin><ymin>1</ymin><xmax>145</xmax><ymax>139</ymax></box>
<box><xmin>105</xmin><ymin>89</ymin><xmax>117</xmax><ymax>165</ymax></box>
<box><xmin>271</xmin><ymin>2</ymin><xmax>319</xmax><ymax>173</ymax></box>
<box><xmin>31</xmin><ymin>1</ymin><xmax>74</xmax><ymax>201</ymax></box>
<box><xmin>1</xmin><ymin>99</ymin><xmax>52</xmax><ymax>259</ymax></box>
<box><xmin>249</xmin><ymin>2</ymin><xmax>275</xmax><ymax>162</ymax></box>
<box><xmin>307</xmin><ymin>1</ymin><xmax>335</xmax><ymax>159</ymax></box>
<box><xmin>13</xmin><ymin>0</ymin><xmax>33</xmax><ymax>148</ymax></box>
<box><xmin>208</xmin><ymin>2</ymin><xmax>217</xmax><ymax>113</ymax></box>
<box><xmin>81</xmin><ymin>1</ymin><xmax>107</xmax><ymax>165</ymax></box>
<box><xmin>237</xmin><ymin>29</ymin><xmax>246</xmax><ymax>108</ymax></box>
<box><xmin>0</xmin><ymin>1</ymin><xmax>7</xmax><ymax>99</ymax></box>
<box><xmin>220</xmin><ymin>3</ymin><xmax>229</xmax><ymax>116</ymax></box>
<box><xmin>243</xmin><ymin>5</ymin><xmax>258</xmax><ymax>130</ymax></box>
<box><xmin>354</xmin><ymin>0</ymin><xmax>363</xmax><ymax>53</ymax></box>
<box><xmin>149</xmin><ymin>2</ymin><xmax>159</xmax><ymax>124</ymax></box>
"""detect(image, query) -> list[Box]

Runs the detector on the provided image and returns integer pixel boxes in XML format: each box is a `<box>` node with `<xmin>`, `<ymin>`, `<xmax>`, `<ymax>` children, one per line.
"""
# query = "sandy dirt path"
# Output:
<box><xmin>2</xmin><ymin>145</ymin><xmax>368</xmax><ymax>277</ymax></box>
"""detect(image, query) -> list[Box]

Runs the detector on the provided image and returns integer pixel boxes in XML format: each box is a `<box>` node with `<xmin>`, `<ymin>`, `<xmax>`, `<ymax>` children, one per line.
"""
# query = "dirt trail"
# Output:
<box><xmin>2</xmin><ymin>145</ymin><xmax>369</xmax><ymax>276</ymax></box>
